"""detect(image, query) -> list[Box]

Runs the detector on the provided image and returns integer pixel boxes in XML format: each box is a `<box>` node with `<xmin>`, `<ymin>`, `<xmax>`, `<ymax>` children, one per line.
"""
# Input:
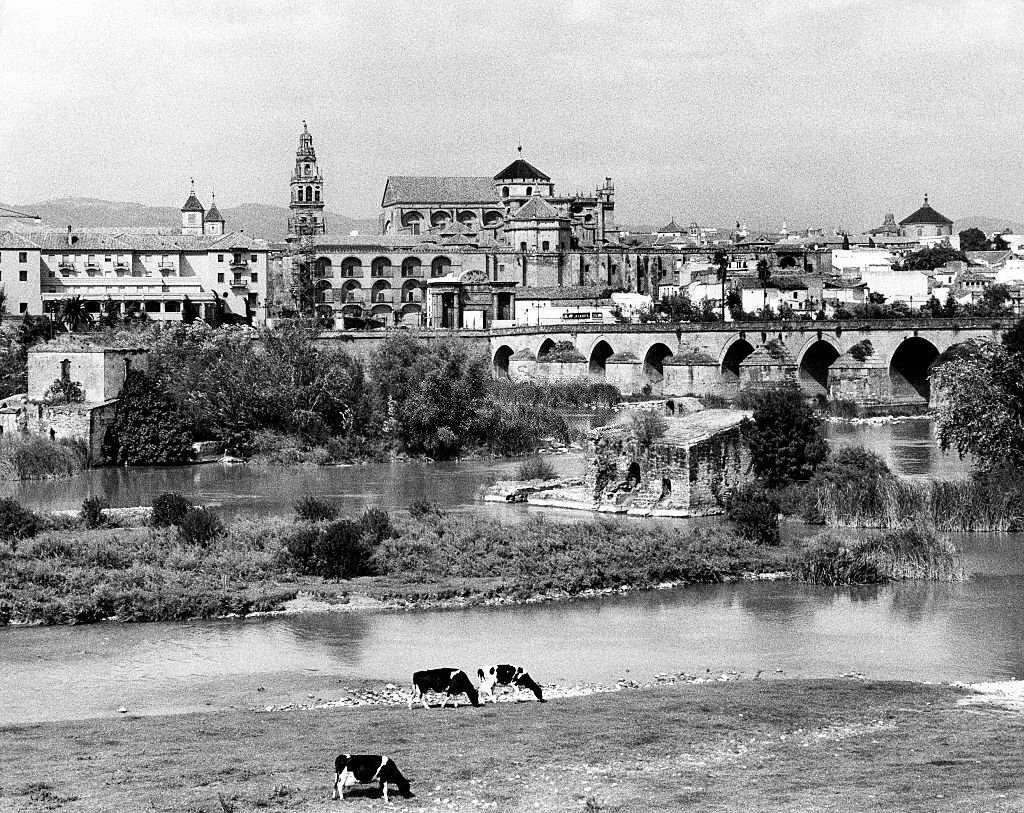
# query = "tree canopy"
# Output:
<box><xmin>741</xmin><ymin>383</ymin><xmax>827</xmax><ymax>486</ymax></box>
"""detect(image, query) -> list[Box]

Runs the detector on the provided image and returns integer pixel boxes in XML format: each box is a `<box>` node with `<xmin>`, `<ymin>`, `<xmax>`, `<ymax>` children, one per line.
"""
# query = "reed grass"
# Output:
<box><xmin>792</xmin><ymin>527</ymin><xmax>965</xmax><ymax>585</ymax></box>
<box><xmin>0</xmin><ymin>435</ymin><xmax>89</xmax><ymax>480</ymax></box>
<box><xmin>811</xmin><ymin>476</ymin><xmax>1024</xmax><ymax>532</ymax></box>
<box><xmin>514</xmin><ymin>456</ymin><xmax>557</xmax><ymax>481</ymax></box>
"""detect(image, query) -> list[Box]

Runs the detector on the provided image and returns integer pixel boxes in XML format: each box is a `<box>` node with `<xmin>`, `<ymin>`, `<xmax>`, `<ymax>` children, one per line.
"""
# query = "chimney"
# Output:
<box><xmin>66</xmin><ymin>225</ymin><xmax>72</xmax><ymax>246</ymax></box>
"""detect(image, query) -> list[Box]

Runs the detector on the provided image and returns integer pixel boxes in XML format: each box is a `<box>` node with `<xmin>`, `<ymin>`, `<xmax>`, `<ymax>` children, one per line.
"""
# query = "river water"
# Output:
<box><xmin>1</xmin><ymin>419</ymin><xmax>1019</xmax><ymax>725</ymax></box>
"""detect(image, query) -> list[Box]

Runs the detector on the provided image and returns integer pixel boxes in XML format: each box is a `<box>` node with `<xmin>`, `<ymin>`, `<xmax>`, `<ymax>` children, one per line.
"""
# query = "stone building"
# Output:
<box><xmin>584</xmin><ymin>409</ymin><xmax>751</xmax><ymax>516</ymax></box>
<box><xmin>0</xmin><ymin>340</ymin><xmax>149</xmax><ymax>463</ymax></box>
<box><xmin>898</xmin><ymin>195</ymin><xmax>954</xmax><ymax>239</ymax></box>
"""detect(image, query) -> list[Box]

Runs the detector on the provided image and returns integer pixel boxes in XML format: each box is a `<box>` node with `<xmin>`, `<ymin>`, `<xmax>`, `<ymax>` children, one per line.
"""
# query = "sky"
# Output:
<box><xmin>1</xmin><ymin>0</ymin><xmax>1022</xmax><ymax>231</ymax></box>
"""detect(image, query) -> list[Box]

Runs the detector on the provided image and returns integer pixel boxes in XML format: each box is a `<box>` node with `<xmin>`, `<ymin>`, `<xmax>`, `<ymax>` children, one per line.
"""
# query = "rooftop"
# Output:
<box><xmin>493</xmin><ymin>158</ymin><xmax>551</xmax><ymax>182</ymax></box>
<box><xmin>381</xmin><ymin>176</ymin><xmax>498</xmax><ymax>207</ymax></box>
<box><xmin>899</xmin><ymin>195</ymin><xmax>953</xmax><ymax>227</ymax></box>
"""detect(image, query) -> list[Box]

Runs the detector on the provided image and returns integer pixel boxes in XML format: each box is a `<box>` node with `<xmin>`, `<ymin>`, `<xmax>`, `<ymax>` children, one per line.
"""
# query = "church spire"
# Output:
<box><xmin>287</xmin><ymin>120</ymin><xmax>326</xmax><ymax>239</ymax></box>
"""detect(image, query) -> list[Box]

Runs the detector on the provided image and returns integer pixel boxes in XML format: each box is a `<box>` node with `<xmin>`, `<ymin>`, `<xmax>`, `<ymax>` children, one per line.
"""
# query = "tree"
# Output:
<box><xmin>741</xmin><ymin>383</ymin><xmax>827</xmax><ymax>486</ymax></box>
<box><xmin>979</xmin><ymin>283</ymin><xmax>1011</xmax><ymax>314</ymax></box>
<box><xmin>104</xmin><ymin>370</ymin><xmax>196</xmax><ymax>465</ymax></box>
<box><xmin>958</xmin><ymin>228</ymin><xmax>990</xmax><ymax>253</ymax></box>
<box><xmin>898</xmin><ymin>245</ymin><xmax>968</xmax><ymax>272</ymax></box>
<box><xmin>57</xmin><ymin>296</ymin><xmax>92</xmax><ymax>332</ymax></box>
<box><xmin>725</xmin><ymin>290</ymin><xmax>744</xmax><ymax>321</ymax></box>
<box><xmin>992</xmin><ymin>234</ymin><xmax>1010</xmax><ymax>251</ymax></box>
<box><xmin>841</xmin><ymin>233</ymin><xmax>850</xmax><ymax>250</ymax></box>
<box><xmin>99</xmin><ymin>298</ymin><xmax>121</xmax><ymax>329</ymax></box>
<box><xmin>0</xmin><ymin>285</ymin><xmax>6</xmax><ymax>324</ymax></box>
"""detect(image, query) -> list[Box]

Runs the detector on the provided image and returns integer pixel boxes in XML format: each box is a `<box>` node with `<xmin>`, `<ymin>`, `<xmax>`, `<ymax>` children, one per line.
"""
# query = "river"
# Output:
<box><xmin>1</xmin><ymin>418</ymin><xmax>1019</xmax><ymax>726</ymax></box>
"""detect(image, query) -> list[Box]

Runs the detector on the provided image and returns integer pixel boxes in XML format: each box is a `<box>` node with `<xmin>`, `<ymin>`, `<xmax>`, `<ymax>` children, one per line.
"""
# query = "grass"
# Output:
<box><xmin>0</xmin><ymin>503</ymin><xmax>968</xmax><ymax>626</ymax></box>
<box><xmin>0</xmin><ymin>434</ymin><xmax>89</xmax><ymax>480</ymax></box>
<box><xmin>810</xmin><ymin>476</ymin><xmax>1024</xmax><ymax>532</ymax></box>
<box><xmin>791</xmin><ymin>528</ymin><xmax>965</xmax><ymax>585</ymax></box>
<box><xmin>515</xmin><ymin>456</ymin><xmax>557</xmax><ymax>481</ymax></box>
<box><xmin>0</xmin><ymin>679</ymin><xmax>1020</xmax><ymax>812</ymax></box>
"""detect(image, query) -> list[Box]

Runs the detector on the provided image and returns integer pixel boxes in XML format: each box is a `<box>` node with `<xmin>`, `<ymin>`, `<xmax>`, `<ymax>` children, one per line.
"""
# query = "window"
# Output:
<box><xmin>144</xmin><ymin>301</ymin><xmax>161</xmax><ymax>313</ymax></box>
<box><xmin>251</xmin><ymin>272</ymin><xmax>258</xmax><ymax>283</ymax></box>
<box><xmin>542</xmin><ymin>241</ymin><xmax>550</xmax><ymax>251</ymax></box>
<box><xmin>502</xmin><ymin>186</ymin><xmax>509</xmax><ymax>198</ymax></box>
<box><xmin>88</xmin><ymin>254</ymin><xmax>96</xmax><ymax>265</ymax></box>
<box><xmin>250</xmin><ymin>254</ymin><xmax>257</xmax><ymax>263</ymax></box>
<box><xmin>19</xmin><ymin>303</ymin><xmax>27</xmax><ymax>313</ymax></box>
<box><xmin>233</xmin><ymin>253</ymin><xmax>241</xmax><ymax>264</ymax></box>
<box><xmin>19</xmin><ymin>270</ymin><xmax>27</xmax><ymax>281</ymax></box>
<box><xmin>104</xmin><ymin>255</ymin><xmax>111</xmax><ymax>262</ymax></box>
<box><xmin>526</xmin><ymin>187</ymin><xmax>532</xmax><ymax>196</ymax></box>
<box><xmin>520</xmin><ymin>242</ymin><xmax>527</xmax><ymax>252</ymax></box>
<box><xmin>218</xmin><ymin>254</ymin><xmax>224</xmax><ymax>262</ymax></box>
<box><xmin>165</xmin><ymin>301</ymin><xmax>181</xmax><ymax>313</ymax></box>
<box><xmin>217</xmin><ymin>273</ymin><xmax>225</xmax><ymax>283</ymax></box>
<box><xmin>18</xmin><ymin>252</ymin><xmax>27</xmax><ymax>263</ymax></box>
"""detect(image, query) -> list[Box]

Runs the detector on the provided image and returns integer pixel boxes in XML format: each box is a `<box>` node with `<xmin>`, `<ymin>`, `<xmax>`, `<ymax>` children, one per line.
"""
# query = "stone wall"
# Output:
<box><xmin>662</xmin><ymin>362</ymin><xmax>724</xmax><ymax>397</ymax></box>
<box><xmin>28</xmin><ymin>348</ymin><xmax>148</xmax><ymax>403</ymax></box>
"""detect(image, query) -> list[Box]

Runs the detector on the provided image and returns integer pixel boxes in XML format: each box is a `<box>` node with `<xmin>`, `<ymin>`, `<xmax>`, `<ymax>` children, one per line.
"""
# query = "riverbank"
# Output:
<box><xmin>0</xmin><ymin>504</ymin><xmax>965</xmax><ymax>626</ymax></box>
<box><xmin>1</xmin><ymin>678</ymin><xmax>1020</xmax><ymax>812</ymax></box>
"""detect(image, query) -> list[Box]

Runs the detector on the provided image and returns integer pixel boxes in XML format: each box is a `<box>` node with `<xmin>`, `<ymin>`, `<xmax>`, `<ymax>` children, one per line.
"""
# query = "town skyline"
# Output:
<box><xmin>2</xmin><ymin>0</ymin><xmax>1023</xmax><ymax>231</ymax></box>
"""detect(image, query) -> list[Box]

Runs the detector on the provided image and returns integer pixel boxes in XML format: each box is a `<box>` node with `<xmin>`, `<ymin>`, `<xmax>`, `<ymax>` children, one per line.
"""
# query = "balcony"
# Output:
<box><xmin>401</xmin><ymin>266</ymin><xmax>425</xmax><ymax>278</ymax></box>
<box><xmin>114</xmin><ymin>262</ymin><xmax>130</xmax><ymax>271</ymax></box>
<box><xmin>58</xmin><ymin>262</ymin><xmax>76</xmax><ymax>273</ymax></box>
<box><xmin>370</xmin><ymin>290</ymin><xmax>395</xmax><ymax>305</ymax></box>
<box><xmin>231</xmin><ymin>275</ymin><xmax>249</xmax><ymax>288</ymax></box>
<box><xmin>337</xmin><ymin>291</ymin><xmax>366</xmax><ymax>305</ymax></box>
<box><xmin>229</xmin><ymin>259</ymin><xmax>248</xmax><ymax>271</ymax></box>
<box><xmin>370</xmin><ymin>268</ymin><xmax>394</xmax><ymax>279</ymax></box>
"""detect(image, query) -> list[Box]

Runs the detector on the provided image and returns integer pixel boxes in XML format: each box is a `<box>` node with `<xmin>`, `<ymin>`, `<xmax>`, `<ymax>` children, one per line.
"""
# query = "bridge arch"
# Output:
<box><xmin>797</xmin><ymin>337</ymin><xmax>842</xmax><ymax>397</ymax></box>
<box><xmin>721</xmin><ymin>337</ymin><xmax>755</xmax><ymax>384</ymax></box>
<box><xmin>643</xmin><ymin>342</ymin><xmax>674</xmax><ymax>389</ymax></box>
<box><xmin>890</xmin><ymin>336</ymin><xmax>940</xmax><ymax>402</ymax></box>
<box><xmin>493</xmin><ymin>344</ymin><xmax>514</xmax><ymax>379</ymax></box>
<box><xmin>589</xmin><ymin>339</ymin><xmax>614</xmax><ymax>377</ymax></box>
<box><xmin>536</xmin><ymin>336</ymin><xmax>559</xmax><ymax>358</ymax></box>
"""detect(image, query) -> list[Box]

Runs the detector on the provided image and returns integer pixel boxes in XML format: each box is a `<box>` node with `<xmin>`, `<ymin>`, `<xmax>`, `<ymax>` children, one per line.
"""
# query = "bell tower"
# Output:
<box><xmin>181</xmin><ymin>178</ymin><xmax>205</xmax><ymax>236</ymax></box>
<box><xmin>287</xmin><ymin>120</ymin><xmax>326</xmax><ymax>240</ymax></box>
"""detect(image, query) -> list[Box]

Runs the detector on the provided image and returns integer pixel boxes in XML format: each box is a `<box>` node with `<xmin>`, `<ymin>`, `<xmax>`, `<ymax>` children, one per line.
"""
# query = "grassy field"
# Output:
<box><xmin>0</xmin><ymin>680</ymin><xmax>1020</xmax><ymax>812</ymax></box>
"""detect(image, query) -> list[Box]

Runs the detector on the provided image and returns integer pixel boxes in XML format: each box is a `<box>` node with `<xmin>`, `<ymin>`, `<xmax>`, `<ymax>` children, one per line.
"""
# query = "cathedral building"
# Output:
<box><xmin>291</xmin><ymin>124</ymin><xmax>685</xmax><ymax>329</ymax></box>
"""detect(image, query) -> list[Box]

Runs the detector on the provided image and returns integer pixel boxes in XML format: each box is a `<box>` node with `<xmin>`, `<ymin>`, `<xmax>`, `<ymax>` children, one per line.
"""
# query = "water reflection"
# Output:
<box><xmin>824</xmin><ymin>417</ymin><xmax>969</xmax><ymax>479</ymax></box>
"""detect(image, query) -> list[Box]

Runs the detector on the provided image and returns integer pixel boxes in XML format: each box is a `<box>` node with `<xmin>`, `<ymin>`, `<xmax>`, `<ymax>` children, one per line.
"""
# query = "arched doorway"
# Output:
<box><xmin>538</xmin><ymin>338</ymin><xmax>557</xmax><ymax>358</ymax></box>
<box><xmin>589</xmin><ymin>340</ymin><xmax>614</xmax><ymax>377</ymax></box>
<box><xmin>643</xmin><ymin>343</ymin><xmax>674</xmax><ymax>387</ymax></box>
<box><xmin>890</xmin><ymin>337</ymin><xmax>939</xmax><ymax>402</ymax></box>
<box><xmin>722</xmin><ymin>339</ymin><xmax>755</xmax><ymax>384</ymax></box>
<box><xmin>493</xmin><ymin>345</ymin><xmax>514</xmax><ymax>379</ymax></box>
<box><xmin>431</xmin><ymin>256</ymin><xmax>451</xmax><ymax>277</ymax></box>
<box><xmin>799</xmin><ymin>340</ymin><xmax>840</xmax><ymax>397</ymax></box>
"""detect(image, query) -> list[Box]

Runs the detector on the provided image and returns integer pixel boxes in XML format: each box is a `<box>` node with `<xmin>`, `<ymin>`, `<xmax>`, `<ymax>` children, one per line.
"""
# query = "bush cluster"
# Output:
<box><xmin>285</xmin><ymin>508</ymin><xmax>394</xmax><ymax>580</ymax></box>
<box><xmin>151</xmin><ymin>493</ymin><xmax>192</xmax><ymax>527</ymax></box>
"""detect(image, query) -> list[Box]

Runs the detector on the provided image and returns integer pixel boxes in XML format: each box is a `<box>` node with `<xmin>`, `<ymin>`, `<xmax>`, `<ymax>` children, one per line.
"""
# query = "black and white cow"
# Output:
<box><xmin>332</xmin><ymin>753</ymin><xmax>414</xmax><ymax>802</ymax></box>
<box><xmin>477</xmin><ymin>664</ymin><xmax>546</xmax><ymax>703</ymax></box>
<box><xmin>409</xmin><ymin>668</ymin><xmax>481</xmax><ymax>710</ymax></box>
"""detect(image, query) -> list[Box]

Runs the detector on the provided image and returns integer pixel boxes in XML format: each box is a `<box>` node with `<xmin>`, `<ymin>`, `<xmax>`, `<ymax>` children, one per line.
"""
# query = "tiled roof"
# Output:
<box><xmin>27</xmin><ymin>231</ymin><xmax>133</xmax><ymax>251</ymax></box>
<box><xmin>181</xmin><ymin>192</ymin><xmax>205</xmax><ymax>213</ymax></box>
<box><xmin>204</xmin><ymin>203</ymin><xmax>225</xmax><ymax>223</ymax></box>
<box><xmin>657</xmin><ymin>219</ymin><xmax>682</xmax><ymax>233</ymax></box>
<box><xmin>117</xmin><ymin>233</ymin><xmax>215</xmax><ymax>251</ymax></box>
<box><xmin>965</xmin><ymin>250</ymin><xmax>1012</xmax><ymax>266</ymax></box>
<box><xmin>0</xmin><ymin>231</ymin><xmax>40</xmax><ymax>249</ymax></box>
<box><xmin>207</xmin><ymin>231</ymin><xmax>269</xmax><ymax>251</ymax></box>
<box><xmin>899</xmin><ymin>197</ymin><xmax>953</xmax><ymax>226</ymax></box>
<box><xmin>493</xmin><ymin>158</ymin><xmax>550</xmax><ymax>182</ymax></box>
<box><xmin>381</xmin><ymin>176</ymin><xmax>497</xmax><ymax>206</ymax></box>
<box><xmin>510</xmin><ymin>196</ymin><xmax>566</xmax><ymax>221</ymax></box>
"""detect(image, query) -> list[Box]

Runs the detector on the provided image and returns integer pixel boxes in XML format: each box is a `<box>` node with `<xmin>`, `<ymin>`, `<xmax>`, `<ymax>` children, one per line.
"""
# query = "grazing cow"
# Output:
<box><xmin>332</xmin><ymin>753</ymin><xmax>414</xmax><ymax>802</ymax></box>
<box><xmin>409</xmin><ymin>668</ymin><xmax>480</xmax><ymax>710</ymax></box>
<box><xmin>477</xmin><ymin>664</ymin><xmax>546</xmax><ymax>703</ymax></box>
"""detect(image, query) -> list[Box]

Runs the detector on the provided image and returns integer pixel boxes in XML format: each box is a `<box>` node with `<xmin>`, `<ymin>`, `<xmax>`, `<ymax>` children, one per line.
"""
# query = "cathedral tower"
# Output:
<box><xmin>287</xmin><ymin>121</ymin><xmax>326</xmax><ymax>240</ymax></box>
<box><xmin>181</xmin><ymin>179</ymin><xmax>205</xmax><ymax>236</ymax></box>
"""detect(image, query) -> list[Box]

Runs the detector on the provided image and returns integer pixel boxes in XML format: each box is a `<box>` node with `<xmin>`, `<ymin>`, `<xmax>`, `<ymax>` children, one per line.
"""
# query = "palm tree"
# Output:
<box><xmin>713</xmin><ymin>251</ymin><xmax>729</xmax><ymax>321</ymax></box>
<box><xmin>757</xmin><ymin>258</ymin><xmax>772</xmax><ymax>314</ymax></box>
<box><xmin>58</xmin><ymin>296</ymin><xmax>92</xmax><ymax>332</ymax></box>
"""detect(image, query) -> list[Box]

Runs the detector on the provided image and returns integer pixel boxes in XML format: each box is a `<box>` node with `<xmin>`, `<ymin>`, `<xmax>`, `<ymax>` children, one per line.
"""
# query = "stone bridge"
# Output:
<box><xmin>488</xmin><ymin>318</ymin><xmax>1008</xmax><ymax>406</ymax></box>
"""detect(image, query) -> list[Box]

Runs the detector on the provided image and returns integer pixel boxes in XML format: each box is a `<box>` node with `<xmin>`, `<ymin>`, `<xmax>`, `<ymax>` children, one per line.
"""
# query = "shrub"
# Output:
<box><xmin>295</xmin><ymin>496</ymin><xmax>338</xmax><ymax>522</ymax></box>
<box><xmin>359</xmin><ymin>507</ymin><xmax>393</xmax><ymax>542</ymax></box>
<box><xmin>848</xmin><ymin>340</ymin><xmax>875</xmax><ymax>362</ymax></box>
<box><xmin>537</xmin><ymin>341</ymin><xmax>586</xmax><ymax>363</ymax></box>
<box><xmin>726</xmin><ymin>484</ymin><xmax>781</xmax><ymax>545</ymax></box>
<box><xmin>43</xmin><ymin>377</ymin><xmax>86</xmax><ymax>405</ymax></box>
<box><xmin>285</xmin><ymin>518</ymin><xmax>378</xmax><ymax>580</ymax></box>
<box><xmin>0</xmin><ymin>497</ymin><xmax>38</xmax><ymax>542</ymax></box>
<box><xmin>631</xmin><ymin>410</ymin><xmax>667</xmax><ymax>452</ymax></box>
<box><xmin>80</xmin><ymin>496</ymin><xmax>109</xmax><ymax>529</ymax></box>
<box><xmin>0</xmin><ymin>435</ymin><xmax>88</xmax><ymax>480</ymax></box>
<box><xmin>151</xmin><ymin>493</ymin><xmax>192</xmax><ymax>527</ymax></box>
<box><xmin>178</xmin><ymin>507</ymin><xmax>225</xmax><ymax>547</ymax></box>
<box><xmin>515</xmin><ymin>456</ymin><xmax>557</xmax><ymax>481</ymax></box>
<box><xmin>409</xmin><ymin>499</ymin><xmax>442</xmax><ymax>520</ymax></box>
<box><xmin>104</xmin><ymin>370</ymin><xmax>195</xmax><ymax>465</ymax></box>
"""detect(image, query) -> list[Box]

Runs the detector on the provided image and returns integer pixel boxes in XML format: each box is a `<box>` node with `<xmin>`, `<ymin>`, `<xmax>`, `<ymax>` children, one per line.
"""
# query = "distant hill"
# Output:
<box><xmin>953</xmin><ymin>216</ymin><xmax>1024</xmax><ymax>236</ymax></box>
<box><xmin>0</xmin><ymin>197</ymin><xmax>379</xmax><ymax>241</ymax></box>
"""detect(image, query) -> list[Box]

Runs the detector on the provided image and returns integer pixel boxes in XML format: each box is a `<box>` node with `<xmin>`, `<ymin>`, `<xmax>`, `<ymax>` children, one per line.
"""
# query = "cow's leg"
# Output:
<box><xmin>381</xmin><ymin>779</ymin><xmax>389</xmax><ymax>803</ymax></box>
<box><xmin>439</xmin><ymin>692</ymin><xmax>448</xmax><ymax>709</ymax></box>
<box><xmin>408</xmin><ymin>683</ymin><xmax>417</xmax><ymax>711</ymax></box>
<box><xmin>335</xmin><ymin>770</ymin><xmax>355</xmax><ymax>800</ymax></box>
<box><xmin>332</xmin><ymin>772</ymin><xmax>341</xmax><ymax>800</ymax></box>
